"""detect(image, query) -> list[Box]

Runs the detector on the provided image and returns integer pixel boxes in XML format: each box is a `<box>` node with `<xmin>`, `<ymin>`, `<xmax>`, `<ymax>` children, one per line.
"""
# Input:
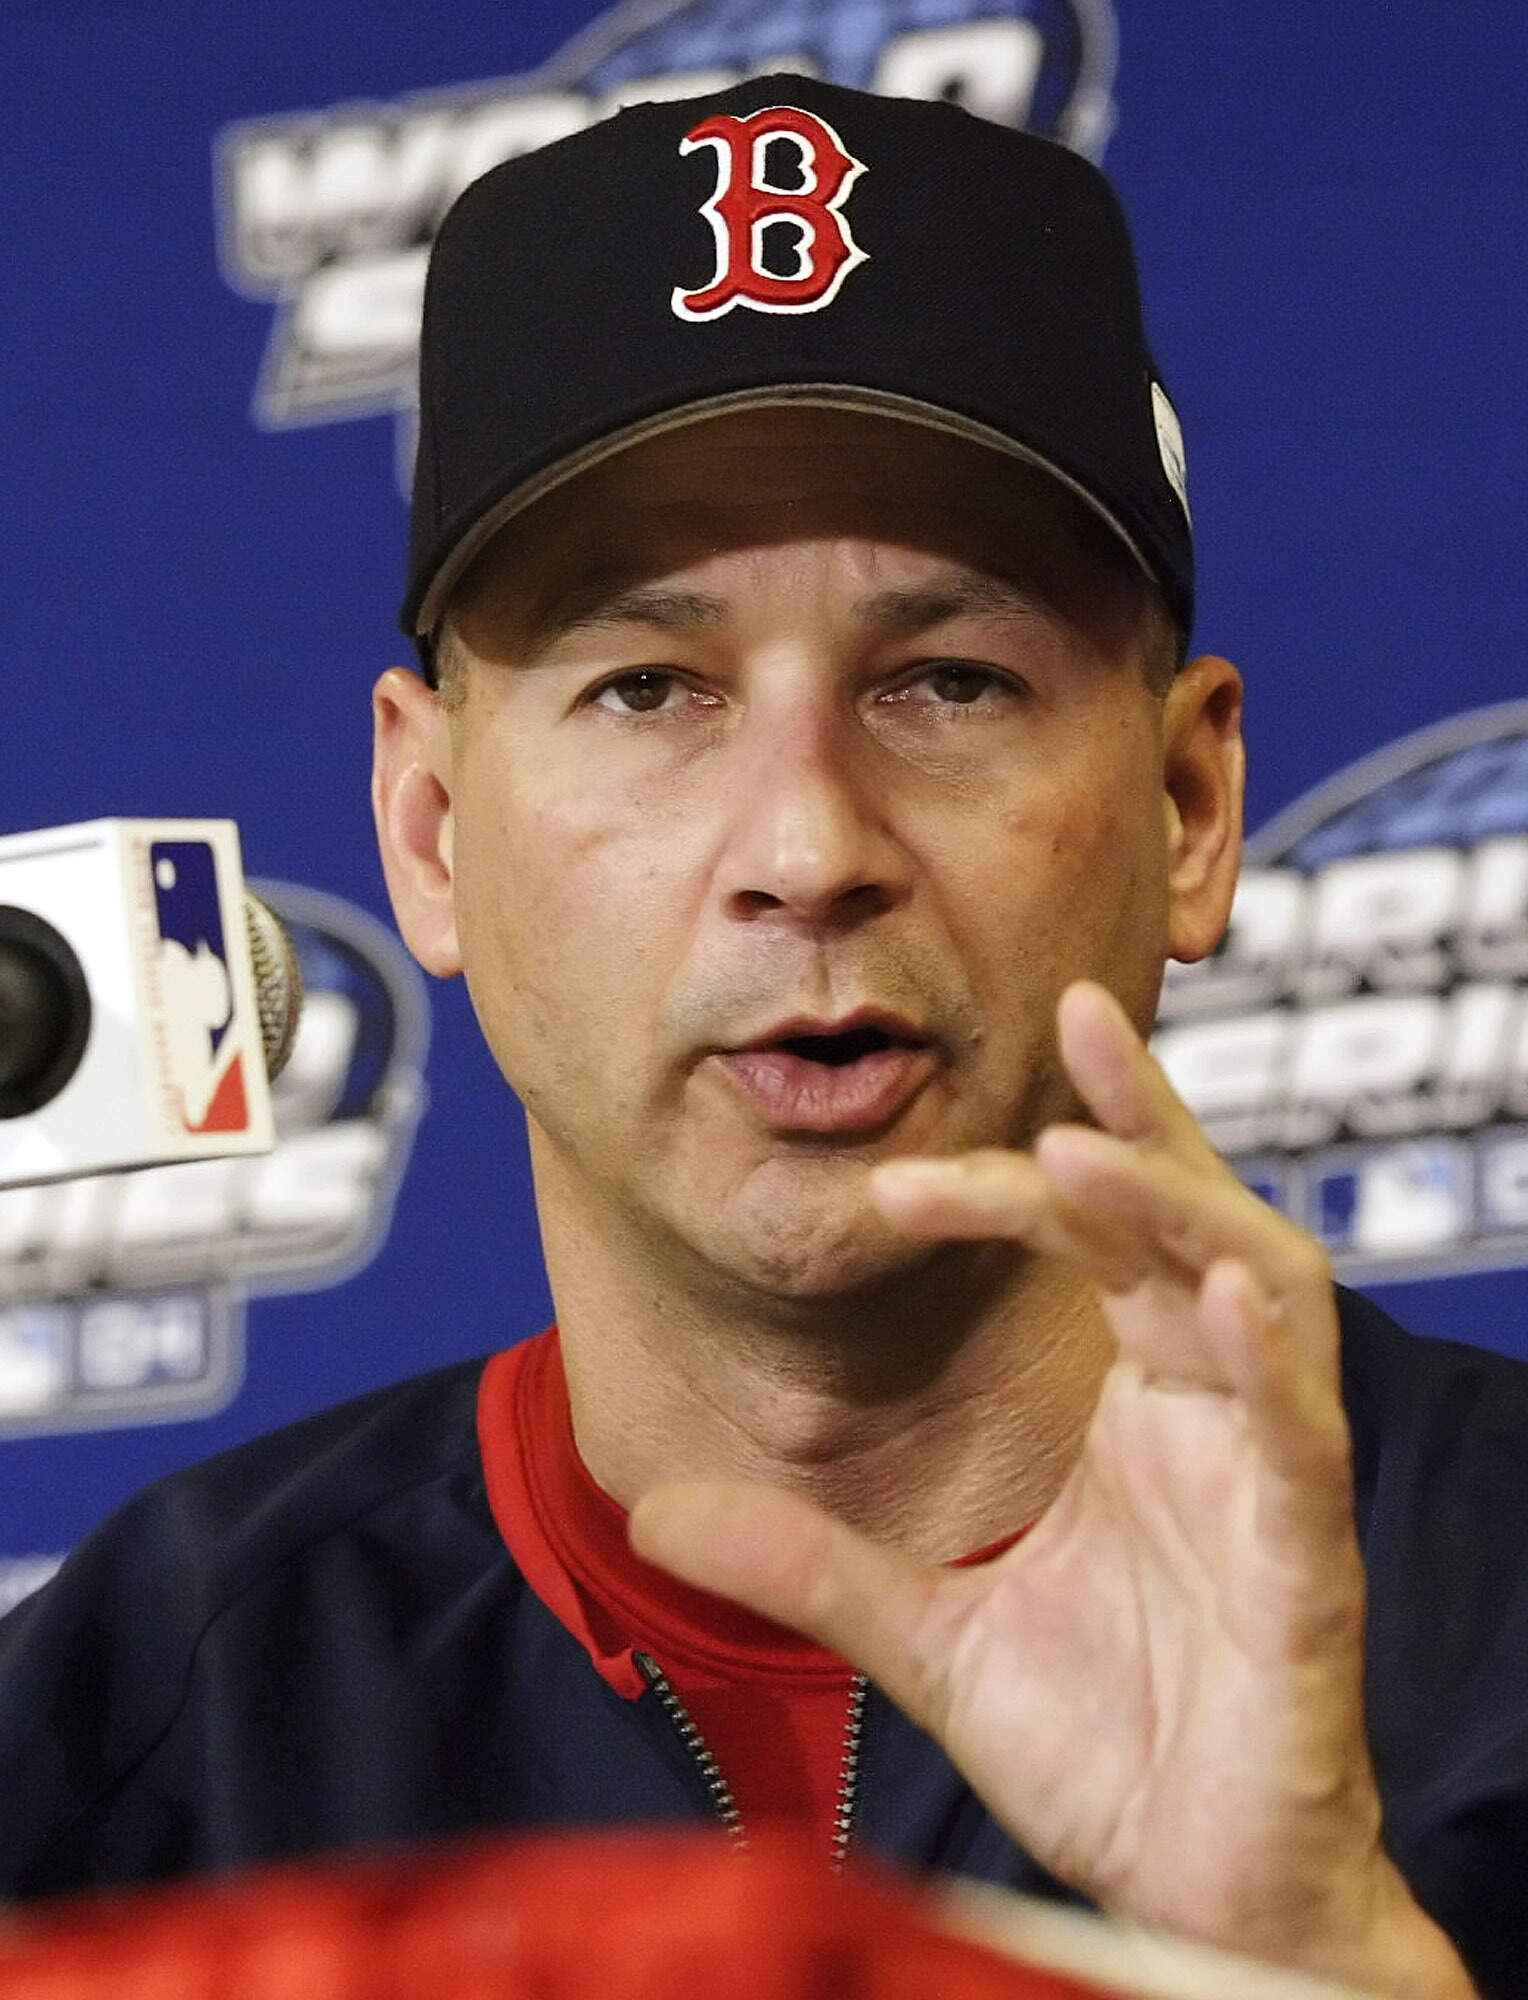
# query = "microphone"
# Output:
<box><xmin>241</xmin><ymin>889</ymin><xmax>305</xmax><ymax>1084</ymax></box>
<box><xmin>0</xmin><ymin>892</ymin><xmax>302</xmax><ymax>1109</ymax></box>
<box><xmin>0</xmin><ymin>820</ymin><xmax>304</xmax><ymax>1189</ymax></box>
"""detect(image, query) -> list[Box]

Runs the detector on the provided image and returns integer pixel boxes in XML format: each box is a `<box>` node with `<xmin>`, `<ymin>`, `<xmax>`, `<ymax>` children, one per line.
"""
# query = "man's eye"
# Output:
<box><xmin>591</xmin><ymin>670</ymin><xmax>681</xmax><ymax>715</ymax></box>
<box><xmin>894</xmin><ymin>663</ymin><xmax>1019</xmax><ymax>707</ymax></box>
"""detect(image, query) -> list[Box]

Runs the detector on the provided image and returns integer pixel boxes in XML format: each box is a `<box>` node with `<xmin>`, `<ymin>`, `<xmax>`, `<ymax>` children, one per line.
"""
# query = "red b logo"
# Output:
<box><xmin>672</xmin><ymin>106</ymin><xmax>869</xmax><ymax>322</ymax></box>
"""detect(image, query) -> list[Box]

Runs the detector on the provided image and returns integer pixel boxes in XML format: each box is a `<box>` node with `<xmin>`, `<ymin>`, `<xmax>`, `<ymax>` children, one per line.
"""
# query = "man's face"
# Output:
<box><xmin>397</xmin><ymin>408</ymin><xmax>1196</xmax><ymax>1302</ymax></box>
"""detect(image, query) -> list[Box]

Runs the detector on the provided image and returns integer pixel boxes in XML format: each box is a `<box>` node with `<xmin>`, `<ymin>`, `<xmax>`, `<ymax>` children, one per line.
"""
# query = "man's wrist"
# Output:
<box><xmin>1135</xmin><ymin>1849</ymin><xmax>1478</xmax><ymax>2000</ymax></box>
<box><xmin>1315</xmin><ymin>1854</ymin><xmax>1477</xmax><ymax>2000</ymax></box>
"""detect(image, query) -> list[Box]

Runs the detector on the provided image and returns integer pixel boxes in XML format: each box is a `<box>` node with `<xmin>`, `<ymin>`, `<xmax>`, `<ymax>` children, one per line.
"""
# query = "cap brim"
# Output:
<box><xmin>412</xmin><ymin>383</ymin><xmax>1158</xmax><ymax>638</ymax></box>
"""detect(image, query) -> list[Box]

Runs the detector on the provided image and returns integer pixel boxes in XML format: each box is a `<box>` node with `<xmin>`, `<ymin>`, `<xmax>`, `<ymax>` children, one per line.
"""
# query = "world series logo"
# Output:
<box><xmin>214</xmin><ymin>0</ymin><xmax>1118</xmax><ymax>460</ymax></box>
<box><xmin>1154</xmin><ymin>702</ymin><xmax>1528</xmax><ymax>1282</ymax></box>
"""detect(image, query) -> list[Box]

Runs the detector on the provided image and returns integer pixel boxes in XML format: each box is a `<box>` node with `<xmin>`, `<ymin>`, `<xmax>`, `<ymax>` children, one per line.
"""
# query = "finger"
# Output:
<box><xmin>1056</xmin><ymin>980</ymin><xmax>1215</xmax><ymax>1158</ymax></box>
<box><xmin>1033</xmin><ymin>1125</ymin><xmax>1339</xmax><ymax>1367</ymax></box>
<box><xmin>628</xmin><ymin>1479</ymin><xmax>962</xmax><ymax>1735</ymax></box>
<box><xmin>1198</xmin><ymin>1260</ymin><xmax>1354</xmax><ymax>1539</ymax></box>
<box><xmin>869</xmin><ymin>1150</ymin><xmax>1165</xmax><ymax>1291</ymax></box>
<box><xmin>1035</xmin><ymin>1122</ymin><xmax>1313</xmax><ymax>1281</ymax></box>
<box><xmin>1200</xmin><ymin>1259</ymin><xmax>1332</xmax><ymax>1444</ymax></box>
<box><xmin>869</xmin><ymin>1148</ymin><xmax>1048</xmax><ymax>1237</ymax></box>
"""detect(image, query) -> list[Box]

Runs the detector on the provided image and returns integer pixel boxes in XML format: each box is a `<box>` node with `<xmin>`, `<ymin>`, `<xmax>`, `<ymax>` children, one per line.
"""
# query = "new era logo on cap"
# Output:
<box><xmin>672</xmin><ymin>106</ymin><xmax>869</xmax><ymax>321</ymax></box>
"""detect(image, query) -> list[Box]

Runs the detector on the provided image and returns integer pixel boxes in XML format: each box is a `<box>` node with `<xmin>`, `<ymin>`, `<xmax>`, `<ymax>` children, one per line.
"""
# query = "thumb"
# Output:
<box><xmin>629</xmin><ymin>1479</ymin><xmax>951</xmax><ymax>1732</ymax></box>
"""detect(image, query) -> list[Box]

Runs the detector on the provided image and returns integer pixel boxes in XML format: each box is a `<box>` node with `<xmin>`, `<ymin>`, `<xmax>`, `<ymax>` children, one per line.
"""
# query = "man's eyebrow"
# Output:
<box><xmin>525</xmin><ymin>582</ymin><xmax>729</xmax><ymax>653</ymax></box>
<box><xmin>851</xmin><ymin>574</ymin><xmax>1048</xmax><ymax>634</ymax></box>
<box><xmin>509</xmin><ymin>570</ymin><xmax>1045</xmax><ymax>660</ymax></box>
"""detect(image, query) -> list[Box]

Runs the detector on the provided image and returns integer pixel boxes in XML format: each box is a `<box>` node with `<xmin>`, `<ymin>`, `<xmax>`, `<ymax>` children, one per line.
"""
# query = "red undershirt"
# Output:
<box><xmin>478</xmin><ymin>1327</ymin><xmax>1026</xmax><ymax>1858</ymax></box>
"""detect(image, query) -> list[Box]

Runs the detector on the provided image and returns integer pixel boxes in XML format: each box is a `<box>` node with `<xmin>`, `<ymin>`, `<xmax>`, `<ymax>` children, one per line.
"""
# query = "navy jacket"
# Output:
<box><xmin>3</xmin><ymin>1288</ymin><xmax>1527</xmax><ymax>1996</ymax></box>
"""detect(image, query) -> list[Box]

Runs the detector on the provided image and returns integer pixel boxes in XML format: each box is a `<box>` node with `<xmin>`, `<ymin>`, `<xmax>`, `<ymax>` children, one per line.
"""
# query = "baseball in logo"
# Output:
<box><xmin>672</xmin><ymin>106</ymin><xmax>868</xmax><ymax>321</ymax></box>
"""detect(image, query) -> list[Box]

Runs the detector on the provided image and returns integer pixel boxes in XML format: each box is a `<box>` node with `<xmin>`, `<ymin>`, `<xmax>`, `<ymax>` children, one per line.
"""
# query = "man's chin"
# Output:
<box><xmin>727</xmin><ymin>1232</ymin><xmax>942</xmax><ymax>1303</ymax></box>
<box><xmin>677</xmin><ymin>1184</ymin><xmax>982</xmax><ymax>1309</ymax></box>
<box><xmin>651</xmin><ymin>1114</ymin><xmax>1030</xmax><ymax>1308</ymax></box>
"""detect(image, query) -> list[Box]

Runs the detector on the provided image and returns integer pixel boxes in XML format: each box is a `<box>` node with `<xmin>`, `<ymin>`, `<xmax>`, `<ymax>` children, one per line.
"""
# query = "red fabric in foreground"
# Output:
<box><xmin>0</xmin><ymin>1830</ymin><xmax>1113</xmax><ymax>2000</ymax></box>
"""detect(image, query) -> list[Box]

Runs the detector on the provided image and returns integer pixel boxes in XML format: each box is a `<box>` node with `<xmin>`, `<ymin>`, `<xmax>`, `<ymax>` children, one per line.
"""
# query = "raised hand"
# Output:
<box><xmin>630</xmin><ymin>980</ymin><xmax>1474</xmax><ymax>1998</ymax></box>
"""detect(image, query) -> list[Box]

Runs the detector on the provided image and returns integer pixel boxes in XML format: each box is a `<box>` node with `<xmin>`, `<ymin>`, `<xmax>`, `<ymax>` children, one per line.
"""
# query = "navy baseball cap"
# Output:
<box><xmin>402</xmin><ymin>72</ymin><xmax>1193</xmax><ymax>667</ymax></box>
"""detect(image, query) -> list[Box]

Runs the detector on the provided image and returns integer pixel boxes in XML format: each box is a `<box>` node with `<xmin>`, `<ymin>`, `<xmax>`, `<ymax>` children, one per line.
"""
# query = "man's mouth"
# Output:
<box><xmin>771</xmin><ymin>1024</ymin><xmax>911</xmax><ymax>1066</ymax></box>
<box><xmin>712</xmin><ymin>1017</ymin><xmax>939</xmax><ymax>1134</ymax></box>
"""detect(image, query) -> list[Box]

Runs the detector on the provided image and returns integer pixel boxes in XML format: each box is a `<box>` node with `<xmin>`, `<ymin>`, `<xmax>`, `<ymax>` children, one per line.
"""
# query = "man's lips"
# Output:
<box><xmin>709</xmin><ymin>1009</ymin><xmax>939</xmax><ymax>1134</ymax></box>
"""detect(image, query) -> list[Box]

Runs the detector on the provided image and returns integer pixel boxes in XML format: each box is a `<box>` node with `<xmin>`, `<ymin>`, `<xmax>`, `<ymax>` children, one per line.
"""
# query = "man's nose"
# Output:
<box><xmin>713</xmin><ymin>693</ymin><xmax>911</xmax><ymax>929</ymax></box>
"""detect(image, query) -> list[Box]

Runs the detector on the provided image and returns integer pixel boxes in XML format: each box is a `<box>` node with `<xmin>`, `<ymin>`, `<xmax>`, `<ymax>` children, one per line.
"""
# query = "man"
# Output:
<box><xmin>3</xmin><ymin>73</ymin><xmax>1525</xmax><ymax>1998</ymax></box>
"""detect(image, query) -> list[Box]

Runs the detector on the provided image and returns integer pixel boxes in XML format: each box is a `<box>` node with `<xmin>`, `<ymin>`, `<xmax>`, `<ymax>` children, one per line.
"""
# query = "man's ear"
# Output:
<box><xmin>371</xmin><ymin>666</ymin><xmax>462</xmax><ymax>978</ymax></box>
<box><xmin>1161</xmin><ymin>653</ymin><xmax>1245</xmax><ymax>964</ymax></box>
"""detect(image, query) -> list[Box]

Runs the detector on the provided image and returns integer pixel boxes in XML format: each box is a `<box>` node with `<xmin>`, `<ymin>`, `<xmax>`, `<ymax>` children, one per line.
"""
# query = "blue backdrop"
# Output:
<box><xmin>3</xmin><ymin>0</ymin><xmax>1525</xmax><ymax>1593</ymax></box>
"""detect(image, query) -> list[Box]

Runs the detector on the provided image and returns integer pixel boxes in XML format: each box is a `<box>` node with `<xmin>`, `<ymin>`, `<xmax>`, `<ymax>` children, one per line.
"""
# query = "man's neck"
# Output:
<box><xmin>538</xmin><ymin>1163</ymin><xmax>1112</xmax><ymax>1561</ymax></box>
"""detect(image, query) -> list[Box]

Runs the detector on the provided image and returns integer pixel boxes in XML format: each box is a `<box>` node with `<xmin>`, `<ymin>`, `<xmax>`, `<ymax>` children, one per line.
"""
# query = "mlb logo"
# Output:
<box><xmin>0</xmin><ymin>818</ymin><xmax>274</xmax><ymax>1188</ymax></box>
<box><xmin>148</xmin><ymin>839</ymin><xmax>253</xmax><ymax>1135</ymax></box>
<box><xmin>132</xmin><ymin>823</ymin><xmax>272</xmax><ymax>1156</ymax></box>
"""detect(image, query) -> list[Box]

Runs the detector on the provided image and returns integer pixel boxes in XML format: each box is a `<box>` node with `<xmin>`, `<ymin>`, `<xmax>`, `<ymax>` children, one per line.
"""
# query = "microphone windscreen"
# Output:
<box><xmin>244</xmin><ymin>892</ymin><xmax>303</xmax><ymax>1083</ymax></box>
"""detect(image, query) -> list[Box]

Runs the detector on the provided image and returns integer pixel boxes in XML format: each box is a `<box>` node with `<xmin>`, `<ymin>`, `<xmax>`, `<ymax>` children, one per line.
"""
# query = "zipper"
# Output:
<box><xmin>635</xmin><ymin>1651</ymin><xmax>869</xmax><ymax>1869</ymax></box>
<box><xmin>830</xmin><ymin>1669</ymin><xmax>870</xmax><ymax>1869</ymax></box>
<box><xmin>635</xmin><ymin>1650</ymin><xmax>748</xmax><ymax>1852</ymax></box>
